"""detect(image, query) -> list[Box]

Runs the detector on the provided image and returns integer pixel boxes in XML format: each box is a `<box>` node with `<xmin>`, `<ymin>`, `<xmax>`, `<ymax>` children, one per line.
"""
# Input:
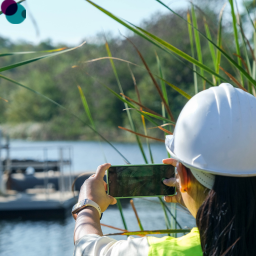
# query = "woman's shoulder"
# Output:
<box><xmin>147</xmin><ymin>228</ymin><xmax>203</xmax><ymax>256</ymax></box>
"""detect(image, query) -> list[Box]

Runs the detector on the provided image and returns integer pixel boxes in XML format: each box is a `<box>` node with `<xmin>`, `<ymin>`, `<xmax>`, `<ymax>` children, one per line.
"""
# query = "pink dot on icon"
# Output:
<box><xmin>1</xmin><ymin>0</ymin><xmax>17</xmax><ymax>16</ymax></box>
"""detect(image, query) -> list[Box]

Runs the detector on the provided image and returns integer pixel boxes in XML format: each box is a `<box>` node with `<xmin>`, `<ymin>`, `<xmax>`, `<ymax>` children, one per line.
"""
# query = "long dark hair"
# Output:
<box><xmin>196</xmin><ymin>175</ymin><xmax>256</xmax><ymax>256</ymax></box>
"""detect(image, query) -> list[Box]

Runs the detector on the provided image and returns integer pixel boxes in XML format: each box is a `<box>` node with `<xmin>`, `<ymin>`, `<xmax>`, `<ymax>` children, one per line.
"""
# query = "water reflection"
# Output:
<box><xmin>0</xmin><ymin>198</ymin><xmax>195</xmax><ymax>256</ymax></box>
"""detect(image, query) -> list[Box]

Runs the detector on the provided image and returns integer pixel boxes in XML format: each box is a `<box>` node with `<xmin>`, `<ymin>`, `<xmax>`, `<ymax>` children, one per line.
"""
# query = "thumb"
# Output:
<box><xmin>108</xmin><ymin>195</ymin><xmax>117</xmax><ymax>205</ymax></box>
<box><xmin>163</xmin><ymin>177</ymin><xmax>178</xmax><ymax>187</ymax></box>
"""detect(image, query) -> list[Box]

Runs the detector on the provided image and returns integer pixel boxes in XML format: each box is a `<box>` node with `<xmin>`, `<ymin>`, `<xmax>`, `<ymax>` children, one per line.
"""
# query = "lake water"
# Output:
<box><xmin>0</xmin><ymin>140</ymin><xmax>196</xmax><ymax>256</ymax></box>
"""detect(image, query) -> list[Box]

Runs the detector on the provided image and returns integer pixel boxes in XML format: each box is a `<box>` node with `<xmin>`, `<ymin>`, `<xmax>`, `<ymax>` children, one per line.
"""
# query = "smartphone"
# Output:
<box><xmin>107</xmin><ymin>164</ymin><xmax>175</xmax><ymax>199</ymax></box>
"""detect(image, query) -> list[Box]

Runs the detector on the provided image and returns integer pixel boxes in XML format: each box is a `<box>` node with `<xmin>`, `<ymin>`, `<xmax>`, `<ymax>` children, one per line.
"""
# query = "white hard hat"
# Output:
<box><xmin>166</xmin><ymin>83</ymin><xmax>256</xmax><ymax>189</ymax></box>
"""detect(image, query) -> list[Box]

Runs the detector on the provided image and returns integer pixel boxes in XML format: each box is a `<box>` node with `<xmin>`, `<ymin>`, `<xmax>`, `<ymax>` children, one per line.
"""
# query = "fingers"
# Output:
<box><xmin>95</xmin><ymin>163</ymin><xmax>111</xmax><ymax>179</ymax></box>
<box><xmin>108</xmin><ymin>195</ymin><xmax>117</xmax><ymax>205</ymax></box>
<box><xmin>103</xmin><ymin>181</ymin><xmax>107</xmax><ymax>191</ymax></box>
<box><xmin>163</xmin><ymin>177</ymin><xmax>178</xmax><ymax>187</ymax></box>
<box><xmin>162</xmin><ymin>158</ymin><xmax>179</xmax><ymax>167</ymax></box>
<box><xmin>164</xmin><ymin>195</ymin><xmax>178</xmax><ymax>203</ymax></box>
<box><xmin>89</xmin><ymin>174</ymin><xmax>96</xmax><ymax>179</ymax></box>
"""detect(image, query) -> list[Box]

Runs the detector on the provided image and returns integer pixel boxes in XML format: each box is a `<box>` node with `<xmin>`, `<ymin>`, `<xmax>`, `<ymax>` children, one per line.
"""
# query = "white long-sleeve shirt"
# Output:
<box><xmin>73</xmin><ymin>228</ymin><xmax>202</xmax><ymax>256</ymax></box>
<box><xmin>73</xmin><ymin>235</ymin><xmax>149</xmax><ymax>256</ymax></box>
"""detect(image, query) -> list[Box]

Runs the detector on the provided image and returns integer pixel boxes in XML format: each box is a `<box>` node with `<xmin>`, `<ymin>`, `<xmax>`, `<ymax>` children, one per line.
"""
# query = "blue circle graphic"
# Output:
<box><xmin>6</xmin><ymin>3</ymin><xmax>26</xmax><ymax>24</ymax></box>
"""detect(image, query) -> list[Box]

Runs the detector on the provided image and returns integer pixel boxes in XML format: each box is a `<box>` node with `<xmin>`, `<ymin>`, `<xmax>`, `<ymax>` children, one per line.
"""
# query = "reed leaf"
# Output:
<box><xmin>229</xmin><ymin>0</ymin><xmax>244</xmax><ymax>86</ymax></box>
<box><xmin>104</xmin><ymin>229</ymin><xmax>191</xmax><ymax>236</ymax></box>
<box><xmin>0</xmin><ymin>42</ymin><xmax>86</xmax><ymax>73</ymax></box>
<box><xmin>85</xmin><ymin>1</ymin><xmax>203</xmax><ymax>95</ymax></box>
<box><xmin>233</xmin><ymin>54</ymin><xmax>249</xmax><ymax>74</ymax></box>
<box><xmin>219</xmin><ymin>67</ymin><xmax>248</xmax><ymax>92</ymax></box>
<box><xmin>101</xmin><ymin>223</ymin><xmax>128</xmax><ymax>232</ymax></box>
<box><xmin>156</xmin><ymin>54</ymin><xmax>169</xmax><ymax>109</ymax></box>
<box><xmin>117</xmin><ymin>200</ymin><xmax>128</xmax><ymax>231</ymax></box>
<box><xmin>215</xmin><ymin>3</ymin><xmax>226</xmax><ymax>85</ymax></box>
<box><xmin>0</xmin><ymin>47</ymin><xmax>67</xmax><ymax>57</ymax></box>
<box><xmin>191</xmin><ymin>5</ymin><xmax>204</xmax><ymax>90</ymax></box>
<box><xmin>77</xmin><ymin>86</ymin><xmax>95</xmax><ymax>128</ymax></box>
<box><xmin>158</xmin><ymin>197</ymin><xmax>172</xmax><ymax>234</ymax></box>
<box><xmin>188</xmin><ymin>12</ymin><xmax>198</xmax><ymax>94</ymax></box>
<box><xmin>134</xmin><ymin>110</ymin><xmax>174</xmax><ymax>124</ymax></box>
<box><xmin>118</xmin><ymin>126</ymin><xmax>165</xmax><ymax>143</ymax></box>
<box><xmin>0</xmin><ymin>74</ymin><xmax>131</xmax><ymax>164</ymax></box>
<box><xmin>79</xmin><ymin>56</ymin><xmax>191</xmax><ymax>100</ymax></box>
<box><xmin>128</xmin><ymin>65</ymin><xmax>154</xmax><ymax>163</ymax></box>
<box><xmin>102</xmin><ymin>82</ymin><xmax>161</xmax><ymax>127</ymax></box>
<box><xmin>203</xmin><ymin>17</ymin><xmax>216</xmax><ymax>66</ymax></box>
<box><xmin>120</xmin><ymin>93</ymin><xmax>163</xmax><ymax>118</ymax></box>
<box><xmin>0</xmin><ymin>97</ymin><xmax>8</xmax><ymax>102</ymax></box>
<box><xmin>126</xmin><ymin>38</ymin><xmax>175</xmax><ymax>122</ymax></box>
<box><xmin>154</xmin><ymin>0</ymin><xmax>254</xmax><ymax>86</ymax></box>
<box><xmin>130</xmin><ymin>200</ymin><xmax>144</xmax><ymax>231</ymax></box>
<box><xmin>105</xmin><ymin>41</ymin><xmax>148</xmax><ymax>164</ymax></box>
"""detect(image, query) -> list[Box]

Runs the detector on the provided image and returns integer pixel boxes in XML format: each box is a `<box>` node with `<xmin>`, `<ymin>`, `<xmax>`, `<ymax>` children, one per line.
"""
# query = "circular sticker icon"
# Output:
<box><xmin>1</xmin><ymin>0</ymin><xmax>26</xmax><ymax>24</ymax></box>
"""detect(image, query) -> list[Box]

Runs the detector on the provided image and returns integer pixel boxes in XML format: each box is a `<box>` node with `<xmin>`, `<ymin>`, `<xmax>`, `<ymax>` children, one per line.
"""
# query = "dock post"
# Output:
<box><xmin>0</xmin><ymin>130</ymin><xmax>6</xmax><ymax>195</ymax></box>
<box><xmin>59</xmin><ymin>147</ymin><xmax>64</xmax><ymax>202</ymax></box>
<box><xmin>44</xmin><ymin>148</ymin><xmax>49</xmax><ymax>200</ymax></box>
<box><xmin>5</xmin><ymin>135</ymin><xmax>11</xmax><ymax>173</ymax></box>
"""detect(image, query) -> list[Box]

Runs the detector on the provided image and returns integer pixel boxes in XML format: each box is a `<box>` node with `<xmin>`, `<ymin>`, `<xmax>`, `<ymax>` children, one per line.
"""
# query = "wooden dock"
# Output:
<box><xmin>0</xmin><ymin>190</ymin><xmax>77</xmax><ymax>220</ymax></box>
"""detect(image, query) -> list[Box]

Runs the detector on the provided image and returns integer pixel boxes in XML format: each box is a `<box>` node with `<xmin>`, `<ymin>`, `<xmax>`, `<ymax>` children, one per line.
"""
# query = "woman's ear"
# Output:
<box><xmin>177</xmin><ymin>163</ymin><xmax>189</xmax><ymax>193</ymax></box>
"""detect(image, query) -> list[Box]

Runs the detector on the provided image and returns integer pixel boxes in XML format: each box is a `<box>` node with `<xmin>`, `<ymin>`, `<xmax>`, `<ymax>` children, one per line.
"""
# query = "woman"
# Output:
<box><xmin>73</xmin><ymin>83</ymin><xmax>256</xmax><ymax>256</ymax></box>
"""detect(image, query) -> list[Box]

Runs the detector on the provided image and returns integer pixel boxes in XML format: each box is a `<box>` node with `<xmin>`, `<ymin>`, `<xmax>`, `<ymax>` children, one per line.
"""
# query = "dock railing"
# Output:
<box><xmin>0</xmin><ymin>131</ymin><xmax>74</xmax><ymax>200</ymax></box>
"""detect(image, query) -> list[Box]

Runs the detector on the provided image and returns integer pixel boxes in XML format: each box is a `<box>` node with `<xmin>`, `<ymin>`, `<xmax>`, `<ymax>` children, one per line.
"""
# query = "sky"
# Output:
<box><xmin>0</xmin><ymin>0</ymin><xmax>245</xmax><ymax>46</ymax></box>
<box><xmin>0</xmin><ymin>0</ymin><xmax>192</xmax><ymax>46</ymax></box>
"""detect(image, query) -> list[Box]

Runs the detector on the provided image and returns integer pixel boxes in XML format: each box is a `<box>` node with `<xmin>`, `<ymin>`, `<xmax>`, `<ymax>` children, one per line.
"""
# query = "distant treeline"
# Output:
<box><xmin>0</xmin><ymin>6</ymin><xmax>235</xmax><ymax>141</ymax></box>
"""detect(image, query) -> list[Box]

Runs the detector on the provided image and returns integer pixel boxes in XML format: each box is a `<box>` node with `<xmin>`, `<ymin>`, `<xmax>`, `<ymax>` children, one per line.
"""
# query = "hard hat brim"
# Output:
<box><xmin>165</xmin><ymin>135</ymin><xmax>215</xmax><ymax>189</ymax></box>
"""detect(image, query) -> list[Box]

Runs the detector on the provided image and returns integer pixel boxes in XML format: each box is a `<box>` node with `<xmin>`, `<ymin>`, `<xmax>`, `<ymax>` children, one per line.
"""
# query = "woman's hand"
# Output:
<box><xmin>162</xmin><ymin>158</ymin><xmax>186</xmax><ymax>208</ymax></box>
<box><xmin>78</xmin><ymin>163</ymin><xmax>117</xmax><ymax>213</ymax></box>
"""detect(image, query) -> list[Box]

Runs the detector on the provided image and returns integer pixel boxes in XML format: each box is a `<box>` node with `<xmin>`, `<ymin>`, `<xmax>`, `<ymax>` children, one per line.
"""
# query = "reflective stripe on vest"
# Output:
<box><xmin>147</xmin><ymin>228</ymin><xmax>203</xmax><ymax>256</ymax></box>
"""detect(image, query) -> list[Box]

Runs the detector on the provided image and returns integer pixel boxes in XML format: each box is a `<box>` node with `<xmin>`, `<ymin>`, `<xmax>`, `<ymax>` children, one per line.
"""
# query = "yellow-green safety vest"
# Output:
<box><xmin>147</xmin><ymin>228</ymin><xmax>203</xmax><ymax>256</ymax></box>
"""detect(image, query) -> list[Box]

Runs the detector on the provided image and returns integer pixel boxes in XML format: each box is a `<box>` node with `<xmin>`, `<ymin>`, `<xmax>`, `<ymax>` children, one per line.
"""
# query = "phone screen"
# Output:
<box><xmin>107</xmin><ymin>164</ymin><xmax>175</xmax><ymax>198</ymax></box>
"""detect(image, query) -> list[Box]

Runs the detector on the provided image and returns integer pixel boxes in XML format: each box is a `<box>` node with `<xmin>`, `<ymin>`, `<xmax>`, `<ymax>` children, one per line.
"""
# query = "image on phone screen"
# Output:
<box><xmin>107</xmin><ymin>165</ymin><xmax>175</xmax><ymax>198</ymax></box>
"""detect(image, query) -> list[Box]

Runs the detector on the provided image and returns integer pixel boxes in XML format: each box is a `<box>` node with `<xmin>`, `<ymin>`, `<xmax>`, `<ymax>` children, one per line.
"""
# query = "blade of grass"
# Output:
<box><xmin>219</xmin><ymin>67</ymin><xmax>248</xmax><ymax>92</ymax></box>
<box><xmin>156</xmin><ymin>54</ymin><xmax>169</xmax><ymax>111</ymax></box>
<box><xmin>233</xmin><ymin>53</ymin><xmax>249</xmax><ymax>74</ymax></box>
<box><xmin>215</xmin><ymin>3</ymin><xmax>226</xmax><ymax>85</ymax></box>
<box><xmin>102</xmin><ymin>84</ymin><xmax>165</xmax><ymax>126</ymax></box>
<box><xmin>154</xmin><ymin>0</ymin><xmax>251</xmax><ymax>85</ymax></box>
<box><xmin>0</xmin><ymin>74</ymin><xmax>131</xmax><ymax>164</ymax></box>
<box><xmin>126</xmin><ymin>37</ymin><xmax>175</xmax><ymax>122</ymax></box>
<box><xmin>191</xmin><ymin>5</ymin><xmax>204</xmax><ymax>90</ymax></box>
<box><xmin>117</xmin><ymin>200</ymin><xmax>128</xmax><ymax>231</ymax></box>
<box><xmin>0</xmin><ymin>97</ymin><xmax>8</xmax><ymax>102</ymax></box>
<box><xmin>118</xmin><ymin>126</ymin><xmax>165</xmax><ymax>143</ymax></box>
<box><xmin>133</xmin><ymin>110</ymin><xmax>174</xmax><ymax>123</ymax></box>
<box><xmin>130</xmin><ymin>200</ymin><xmax>144</xmax><ymax>231</ymax></box>
<box><xmin>128</xmin><ymin>65</ymin><xmax>154</xmax><ymax>163</ymax></box>
<box><xmin>79</xmin><ymin>56</ymin><xmax>192</xmax><ymax>99</ymax></box>
<box><xmin>151</xmin><ymin>126</ymin><xmax>172</xmax><ymax>135</ymax></box>
<box><xmin>101</xmin><ymin>223</ymin><xmax>128</xmax><ymax>232</ymax></box>
<box><xmin>203</xmin><ymin>17</ymin><xmax>216</xmax><ymax>66</ymax></box>
<box><xmin>105</xmin><ymin>41</ymin><xmax>148</xmax><ymax>164</ymax></box>
<box><xmin>230</xmin><ymin>0</ymin><xmax>244</xmax><ymax>86</ymax></box>
<box><xmin>101</xmin><ymin>223</ymin><xmax>144</xmax><ymax>237</ymax></box>
<box><xmin>156</xmin><ymin>53</ymin><xmax>174</xmax><ymax>154</ymax></box>
<box><xmin>0</xmin><ymin>42</ymin><xmax>85</xmax><ymax>72</ymax></box>
<box><xmin>148</xmin><ymin>123</ymin><xmax>175</xmax><ymax>129</ymax></box>
<box><xmin>0</xmin><ymin>47</ymin><xmax>67</xmax><ymax>57</ymax></box>
<box><xmin>77</xmin><ymin>85</ymin><xmax>107</xmax><ymax>162</ymax></box>
<box><xmin>158</xmin><ymin>197</ymin><xmax>172</xmax><ymax>235</ymax></box>
<box><xmin>104</xmin><ymin>229</ymin><xmax>191</xmax><ymax>236</ymax></box>
<box><xmin>78</xmin><ymin>86</ymin><xmax>95</xmax><ymax>129</ymax></box>
<box><xmin>120</xmin><ymin>93</ymin><xmax>163</xmax><ymax>118</ymax></box>
<box><xmin>188</xmin><ymin>12</ymin><xmax>198</xmax><ymax>93</ymax></box>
